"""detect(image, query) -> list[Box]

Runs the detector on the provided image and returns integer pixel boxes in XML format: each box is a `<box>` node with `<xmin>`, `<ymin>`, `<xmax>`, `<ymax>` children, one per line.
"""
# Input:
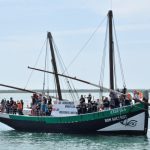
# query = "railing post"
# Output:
<box><xmin>143</xmin><ymin>90</ymin><xmax>149</xmax><ymax>135</ymax></box>
<box><xmin>143</xmin><ymin>90</ymin><xmax>149</xmax><ymax>100</ymax></box>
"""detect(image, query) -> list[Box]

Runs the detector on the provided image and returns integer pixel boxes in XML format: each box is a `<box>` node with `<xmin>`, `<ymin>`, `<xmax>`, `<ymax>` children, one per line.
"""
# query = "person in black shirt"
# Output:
<box><xmin>103</xmin><ymin>97</ymin><xmax>110</xmax><ymax>110</ymax></box>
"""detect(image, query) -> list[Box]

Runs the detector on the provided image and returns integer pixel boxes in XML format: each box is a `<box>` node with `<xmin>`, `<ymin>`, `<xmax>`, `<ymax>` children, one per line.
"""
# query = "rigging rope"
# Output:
<box><xmin>113</xmin><ymin>18</ymin><xmax>126</xmax><ymax>88</ymax></box>
<box><xmin>24</xmin><ymin>37</ymin><xmax>47</xmax><ymax>89</ymax></box>
<box><xmin>99</xmin><ymin>15</ymin><xmax>126</xmax><ymax>93</ymax></box>
<box><xmin>64</xmin><ymin>16</ymin><xmax>107</xmax><ymax>74</ymax></box>
<box><xmin>53</xmin><ymin>39</ymin><xmax>79</xmax><ymax>101</ymax></box>
<box><xmin>42</xmin><ymin>38</ymin><xmax>49</xmax><ymax>95</ymax></box>
<box><xmin>113</xmin><ymin>48</ymin><xmax>118</xmax><ymax>89</ymax></box>
<box><xmin>46</xmin><ymin>58</ymin><xmax>50</xmax><ymax>96</ymax></box>
<box><xmin>99</xmin><ymin>18</ymin><xmax>108</xmax><ymax>98</ymax></box>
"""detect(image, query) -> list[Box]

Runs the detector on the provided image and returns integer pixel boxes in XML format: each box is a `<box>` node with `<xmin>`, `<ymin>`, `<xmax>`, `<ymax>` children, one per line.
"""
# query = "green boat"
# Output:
<box><xmin>0</xmin><ymin>10</ymin><xmax>149</xmax><ymax>134</ymax></box>
<box><xmin>0</xmin><ymin>102</ymin><xmax>149</xmax><ymax>134</ymax></box>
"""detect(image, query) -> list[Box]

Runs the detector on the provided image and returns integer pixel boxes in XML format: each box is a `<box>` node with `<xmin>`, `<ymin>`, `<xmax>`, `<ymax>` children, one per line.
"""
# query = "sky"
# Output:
<box><xmin>0</xmin><ymin>0</ymin><xmax>150</xmax><ymax>93</ymax></box>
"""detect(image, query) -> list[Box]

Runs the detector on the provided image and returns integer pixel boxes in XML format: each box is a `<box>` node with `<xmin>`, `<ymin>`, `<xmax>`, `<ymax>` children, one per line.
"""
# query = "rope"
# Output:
<box><xmin>24</xmin><ymin>38</ymin><xmax>47</xmax><ymax>89</ymax></box>
<box><xmin>46</xmin><ymin>54</ymin><xmax>50</xmax><ymax>96</ymax></box>
<box><xmin>113</xmin><ymin>48</ymin><xmax>117</xmax><ymax>89</ymax></box>
<box><xmin>99</xmin><ymin>18</ymin><xmax>108</xmax><ymax>97</ymax></box>
<box><xmin>64</xmin><ymin>16</ymin><xmax>107</xmax><ymax>73</ymax></box>
<box><xmin>113</xmin><ymin>18</ymin><xmax>126</xmax><ymax>88</ymax></box>
<box><xmin>42</xmin><ymin>38</ymin><xmax>48</xmax><ymax>95</ymax></box>
<box><xmin>53</xmin><ymin>39</ymin><xmax>79</xmax><ymax>101</ymax></box>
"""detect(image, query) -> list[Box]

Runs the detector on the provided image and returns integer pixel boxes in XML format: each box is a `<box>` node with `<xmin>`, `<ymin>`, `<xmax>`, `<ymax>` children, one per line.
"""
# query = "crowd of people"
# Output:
<box><xmin>77</xmin><ymin>94</ymin><xmax>98</xmax><ymax>114</ymax></box>
<box><xmin>0</xmin><ymin>97</ymin><xmax>24</xmax><ymax>115</ymax></box>
<box><xmin>0</xmin><ymin>89</ymin><xmax>143</xmax><ymax>116</ymax></box>
<box><xmin>77</xmin><ymin>89</ymin><xmax>144</xmax><ymax>114</ymax></box>
<box><xmin>30</xmin><ymin>93</ymin><xmax>52</xmax><ymax>116</ymax></box>
<box><xmin>102</xmin><ymin>89</ymin><xmax>143</xmax><ymax>110</ymax></box>
<box><xmin>0</xmin><ymin>93</ymin><xmax>53</xmax><ymax>116</ymax></box>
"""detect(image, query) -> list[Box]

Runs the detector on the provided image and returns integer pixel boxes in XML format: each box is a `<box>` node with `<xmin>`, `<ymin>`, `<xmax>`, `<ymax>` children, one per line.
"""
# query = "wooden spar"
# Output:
<box><xmin>28</xmin><ymin>66</ymin><xmax>103</xmax><ymax>88</ymax></box>
<box><xmin>47</xmin><ymin>32</ymin><xmax>62</xmax><ymax>100</ymax></box>
<box><xmin>108</xmin><ymin>10</ymin><xmax>114</xmax><ymax>90</ymax></box>
<box><xmin>28</xmin><ymin>66</ymin><xmax>92</xmax><ymax>84</ymax></box>
<box><xmin>0</xmin><ymin>83</ymin><xmax>64</xmax><ymax>100</ymax></box>
<box><xmin>28</xmin><ymin>66</ymin><xmax>150</xmax><ymax>106</ymax></box>
<box><xmin>1</xmin><ymin>75</ymin><xmax>150</xmax><ymax>106</ymax></box>
<box><xmin>0</xmin><ymin>84</ymin><xmax>36</xmax><ymax>93</ymax></box>
<box><xmin>28</xmin><ymin>66</ymin><xmax>120</xmax><ymax>93</ymax></box>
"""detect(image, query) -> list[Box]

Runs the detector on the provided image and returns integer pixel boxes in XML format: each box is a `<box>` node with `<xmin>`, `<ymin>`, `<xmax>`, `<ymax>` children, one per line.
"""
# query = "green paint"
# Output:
<box><xmin>9</xmin><ymin>103</ymin><xmax>144</xmax><ymax>124</ymax></box>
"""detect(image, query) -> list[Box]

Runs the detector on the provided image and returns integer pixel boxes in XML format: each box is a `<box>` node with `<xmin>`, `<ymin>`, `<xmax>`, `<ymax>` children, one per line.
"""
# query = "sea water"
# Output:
<box><xmin>0</xmin><ymin>93</ymin><xmax>150</xmax><ymax>150</ymax></box>
<box><xmin>0</xmin><ymin>123</ymin><xmax>149</xmax><ymax>150</ymax></box>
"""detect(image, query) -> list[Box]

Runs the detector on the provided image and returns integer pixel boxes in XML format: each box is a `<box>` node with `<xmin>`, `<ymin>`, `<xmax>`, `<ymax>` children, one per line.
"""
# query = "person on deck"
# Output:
<box><xmin>124</xmin><ymin>93</ymin><xmax>131</xmax><ymax>106</ymax></box>
<box><xmin>119</xmin><ymin>94</ymin><xmax>125</xmax><ymax>106</ymax></box>
<box><xmin>48</xmin><ymin>96</ymin><xmax>52</xmax><ymax>105</ymax></box>
<box><xmin>20</xmin><ymin>100</ymin><xmax>24</xmax><ymax>109</ymax></box>
<box><xmin>87</xmin><ymin>101</ymin><xmax>92</xmax><ymax>113</ymax></box>
<box><xmin>47</xmin><ymin>96</ymin><xmax>52</xmax><ymax>115</ymax></box>
<box><xmin>87</xmin><ymin>94</ymin><xmax>92</xmax><ymax>103</ymax></box>
<box><xmin>5</xmin><ymin>100</ymin><xmax>11</xmax><ymax>114</ymax></box>
<box><xmin>80</xmin><ymin>95</ymin><xmax>85</xmax><ymax>103</ymax></box>
<box><xmin>40</xmin><ymin>99</ymin><xmax>46</xmax><ymax>116</ymax></box>
<box><xmin>138</xmin><ymin>91</ymin><xmax>143</xmax><ymax>101</ymax></box>
<box><xmin>79</xmin><ymin>100</ymin><xmax>87</xmax><ymax>114</ymax></box>
<box><xmin>36</xmin><ymin>103</ymin><xmax>41</xmax><ymax>116</ymax></box>
<box><xmin>77</xmin><ymin>95</ymin><xmax>86</xmax><ymax>114</ymax></box>
<box><xmin>133</xmin><ymin>90</ymin><xmax>140</xmax><ymax>103</ymax></box>
<box><xmin>17</xmin><ymin>101</ymin><xmax>23</xmax><ymax>115</ymax></box>
<box><xmin>103</xmin><ymin>97</ymin><xmax>110</xmax><ymax>110</ymax></box>
<box><xmin>92</xmin><ymin>101</ymin><xmax>98</xmax><ymax>112</ymax></box>
<box><xmin>9</xmin><ymin>97</ymin><xmax>14</xmax><ymax>114</ymax></box>
<box><xmin>12</xmin><ymin>101</ymin><xmax>17</xmax><ymax>114</ymax></box>
<box><xmin>31</xmin><ymin>94</ymin><xmax>38</xmax><ymax>116</ymax></box>
<box><xmin>109</xmin><ymin>92</ymin><xmax>115</xmax><ymax>109</ymax></box>
<box><xmin>0</xmin><ymin>99</ymin><xmax>5</xmax><ymax>112</ymax></box>
<box><xmin>121</xmin><ymin>87</ymin><xmax>127</xmax><ymax>99</ymax></box>
<box><xmin>109</xmin><ymin>92</ymin><xmax>120</xmax><ymax>108</ymax></box>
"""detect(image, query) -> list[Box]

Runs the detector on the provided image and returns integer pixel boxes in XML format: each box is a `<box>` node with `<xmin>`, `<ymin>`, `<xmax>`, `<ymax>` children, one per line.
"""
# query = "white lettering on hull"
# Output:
<box><xmin>105</xmin><ymin>115</ymin><xmax>127</xmax><ymax>123</ymax></box>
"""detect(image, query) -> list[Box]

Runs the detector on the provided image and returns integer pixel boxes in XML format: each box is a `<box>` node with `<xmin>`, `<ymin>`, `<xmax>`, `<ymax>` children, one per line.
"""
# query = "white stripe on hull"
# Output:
<box><xmin>97</xmin><ymin>112</ymin><xmax>145</xmax><ymax>131</ymax></box>
<box><xmin>0</xmin><ymin>113</ymin><xmax>10</xmax><ymax>119</ymax></box>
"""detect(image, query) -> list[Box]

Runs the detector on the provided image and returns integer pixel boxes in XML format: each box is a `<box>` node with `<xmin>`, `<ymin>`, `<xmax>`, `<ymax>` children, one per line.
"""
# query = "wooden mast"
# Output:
<box><xmin>47</xmin><ymin>32</ymin><xmax>62</xmax><ymax>100</ymax></box>
<box><xmin>108</xmin><ymin>10</ymin><xmax>114</xmax><ymax>90</ymax></box>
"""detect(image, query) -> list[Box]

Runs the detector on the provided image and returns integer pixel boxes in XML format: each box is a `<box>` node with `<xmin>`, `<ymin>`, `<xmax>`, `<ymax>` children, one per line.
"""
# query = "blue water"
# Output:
<box><xmin>0</xmin><ymin>121</ymin><xmax>150</xmax><ymax>150</ymax></box>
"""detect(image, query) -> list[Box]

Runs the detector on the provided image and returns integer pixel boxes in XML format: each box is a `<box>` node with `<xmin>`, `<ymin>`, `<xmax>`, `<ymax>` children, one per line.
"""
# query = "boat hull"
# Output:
<box><xmin>0</xmin><ymin>103</ymin><xmax>148</xmax><ymax>135</ymax></box>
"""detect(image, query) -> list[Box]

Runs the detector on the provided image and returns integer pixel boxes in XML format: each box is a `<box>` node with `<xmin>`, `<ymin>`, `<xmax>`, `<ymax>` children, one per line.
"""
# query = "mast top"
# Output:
<box><xmin>108</xmin><ymin>10</ymin><xmax>113</xmax><ymax>17</ymax></box>
<box><xmin>47</xmin><ymin>32</ymin><xmax>52</xmax><ymax>39</ymax></box>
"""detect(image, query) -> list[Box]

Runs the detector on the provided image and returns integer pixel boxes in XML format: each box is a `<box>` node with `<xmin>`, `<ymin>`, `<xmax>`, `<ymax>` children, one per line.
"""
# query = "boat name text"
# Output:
<box><xmin>105</xmin><ymin>115</ymin><xmax>127</xmax><ymax>123</ymax></box>
<box><xmin>110</xmin><ymin>107</ymin><xmax>126</xmax><ymax>114</ymax></box>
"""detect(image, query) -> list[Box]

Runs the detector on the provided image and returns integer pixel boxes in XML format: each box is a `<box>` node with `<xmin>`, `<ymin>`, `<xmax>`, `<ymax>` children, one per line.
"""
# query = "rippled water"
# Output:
<box><xmin>0</xmin><ymin>121</ymin><xmax>150</xmax><ymax>150</ymax></box>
